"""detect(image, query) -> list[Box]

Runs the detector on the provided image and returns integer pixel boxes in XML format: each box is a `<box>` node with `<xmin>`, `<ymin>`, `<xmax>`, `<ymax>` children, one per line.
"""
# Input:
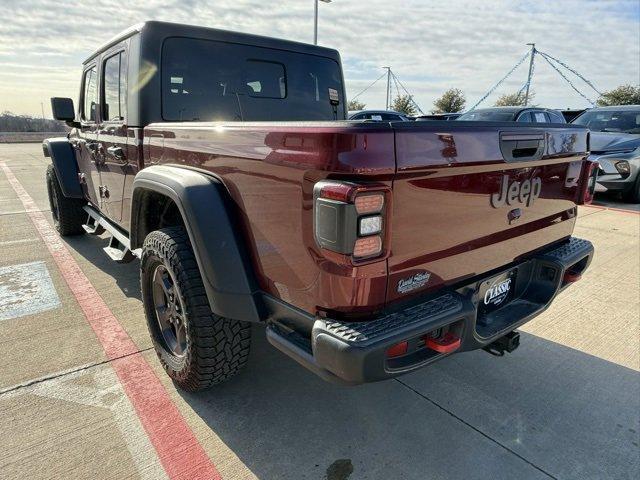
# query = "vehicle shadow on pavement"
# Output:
<box><xmin>62</xmin><ymin>233</ymin><xmax>141</xmax><ymax>299</ymax></box>
<box><xmin>179</xmin><ymin>326</ymin><xmax>639</xmax><ymax>480</ymax></box>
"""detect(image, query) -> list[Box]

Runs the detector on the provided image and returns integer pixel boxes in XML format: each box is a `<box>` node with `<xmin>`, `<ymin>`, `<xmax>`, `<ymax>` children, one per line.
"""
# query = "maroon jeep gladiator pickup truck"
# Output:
<box><xmin>44</xmin><ymin>21</ymin><xmax>597</xmax><ymax>390</ymax></box>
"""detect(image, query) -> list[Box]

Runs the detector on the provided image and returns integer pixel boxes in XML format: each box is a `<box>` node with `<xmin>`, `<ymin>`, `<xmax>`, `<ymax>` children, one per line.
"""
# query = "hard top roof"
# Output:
<box><xmin>84</xmin><ymin>20</ymin><xmax>340</xmax><ymax>64</ymax></box>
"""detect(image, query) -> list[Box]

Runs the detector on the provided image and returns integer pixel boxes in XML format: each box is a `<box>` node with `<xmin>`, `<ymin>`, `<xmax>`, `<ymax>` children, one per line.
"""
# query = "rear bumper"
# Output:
<box><xmin>267</xmin><ymin>237</ymin><xmax>594</xmax><ymax>385</ymax></box>
<box><xmin>597</xmin><ymin>173</ymin><xmax>637</xmax><ymax>192</ymax></box>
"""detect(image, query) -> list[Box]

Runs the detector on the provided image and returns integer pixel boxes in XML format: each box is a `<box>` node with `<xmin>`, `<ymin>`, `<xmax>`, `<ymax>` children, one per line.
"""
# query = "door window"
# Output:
<box><xmin>381</xmin><ymin>113</ymin><xmax>404</xmax><ymax>121</ymax></box>
<box><xmin>547</xmin><ymin>110</ymin><xmax>565</xmax><ymax>123</ymax></box>
<box><xmin>516</xmin><ymin>112</ymin><xmax>533</xmax><ymax>122</ymax></box>
<box><xmin>82</xmin><ymin>66</ymin><xmax>98</xmax><ymax>122</ymax></box>
<box><xmin>102</xmin><ymin>52</ymin><xmax>127</xmax><ymax>121</ymax></box>
<box><xmin>533</xmin><ymin>111</ymin><xmax>548</xmax><ymax>123</ymax></box>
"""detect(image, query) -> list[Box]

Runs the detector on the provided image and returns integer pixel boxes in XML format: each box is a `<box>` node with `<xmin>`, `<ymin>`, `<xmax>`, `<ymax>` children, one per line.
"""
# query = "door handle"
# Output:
<box><xmin>107</xmin><ymin>146</ymin><xmax>125</xmax><ymax>160</ymax></box>
<box><xmin>499</xmin><ymin>132</ymin><xmax>545</xmax><ymax>162</ymax></box>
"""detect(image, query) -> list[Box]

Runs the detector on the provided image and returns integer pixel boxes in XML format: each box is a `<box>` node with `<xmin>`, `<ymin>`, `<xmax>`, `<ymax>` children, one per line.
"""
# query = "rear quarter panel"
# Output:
<box><xmin>143</xmin><ymin>122</ymin><xmax>395</xmax><ymax>315</ymax></box>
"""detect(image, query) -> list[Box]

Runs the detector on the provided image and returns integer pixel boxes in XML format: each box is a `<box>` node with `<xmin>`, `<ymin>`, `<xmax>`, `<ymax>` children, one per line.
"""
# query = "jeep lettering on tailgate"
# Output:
<box><xmin>491</xmin><ymin>175</ymin><xmax>542</xmax><ymax>208</ymax></box>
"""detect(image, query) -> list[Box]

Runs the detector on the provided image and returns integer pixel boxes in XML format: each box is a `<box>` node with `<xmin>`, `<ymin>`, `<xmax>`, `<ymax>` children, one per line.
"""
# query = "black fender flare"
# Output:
<box><xmin>130</xmin><ymin>165</ymin><xmax>263</xmax><ymax>323</ymax></box>
<box><xmin>42</xmin><ymin>137</ymin><xmax>83</xmax><ymax>199</ymax></box>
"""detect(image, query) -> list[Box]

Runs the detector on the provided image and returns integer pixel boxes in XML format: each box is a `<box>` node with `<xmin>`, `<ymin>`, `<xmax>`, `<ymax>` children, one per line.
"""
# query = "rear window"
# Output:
<box><xmin>161</xmin><ymin>37</ymin><xmax>344</xmax><ymax>121</ymax></box>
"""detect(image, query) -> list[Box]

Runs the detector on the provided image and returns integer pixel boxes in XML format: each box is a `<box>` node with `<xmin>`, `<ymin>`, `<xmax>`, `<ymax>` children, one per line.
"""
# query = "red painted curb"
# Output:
<box><xmin>1</xmin><ymin>162</ymin><xmax>221</xmax><ymax>480</ymax></box>
<box><xmin>584</xmin><ymin>204</ymin><xmax>640</xmax><ymax>215</ymax></box>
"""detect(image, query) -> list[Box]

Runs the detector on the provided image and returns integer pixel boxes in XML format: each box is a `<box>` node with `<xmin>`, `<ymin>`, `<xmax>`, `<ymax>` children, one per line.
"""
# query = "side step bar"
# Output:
<box><xmin>82</xmin><ymin>205</ymin><xmax>139</xmax><ymax>263</ymax></box>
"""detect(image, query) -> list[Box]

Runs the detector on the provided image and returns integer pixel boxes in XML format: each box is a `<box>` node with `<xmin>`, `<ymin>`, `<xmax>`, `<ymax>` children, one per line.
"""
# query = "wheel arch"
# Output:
<box><xmin>42</xmin><ymin>137</ymin><xmax>84</xmax><ymax>199</ymax></box>
<box><xmin>130</xmin><ymin>165</ymin><xmax>263</xmax><ymax>322</ymax></box>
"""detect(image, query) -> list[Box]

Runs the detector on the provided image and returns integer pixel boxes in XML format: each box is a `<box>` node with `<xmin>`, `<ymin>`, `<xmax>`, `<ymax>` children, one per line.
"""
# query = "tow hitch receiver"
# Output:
<box><xmin>483</xmin><ymin>331</ymin><xmax>520</xmax><ymax>356</ymax></box>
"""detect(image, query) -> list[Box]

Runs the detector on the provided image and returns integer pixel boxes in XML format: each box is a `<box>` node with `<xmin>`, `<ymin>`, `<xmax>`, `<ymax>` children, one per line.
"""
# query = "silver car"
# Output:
<box><xmin>572</xmin><ymin>105</ymin><xmax>640</xmax><ymax>203</ymax></box>
<box><xmin>348</xmin><ymin>110</ymin><xmax>411</xmax><ymax>122</ymax></box>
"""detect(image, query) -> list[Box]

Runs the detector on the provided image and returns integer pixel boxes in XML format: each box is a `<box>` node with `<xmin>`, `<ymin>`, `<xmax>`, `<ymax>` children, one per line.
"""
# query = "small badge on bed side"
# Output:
<box><xmin>397</xmin><ymin>271</ymin><xmax>431</xmax><ymax>294</ymax></box>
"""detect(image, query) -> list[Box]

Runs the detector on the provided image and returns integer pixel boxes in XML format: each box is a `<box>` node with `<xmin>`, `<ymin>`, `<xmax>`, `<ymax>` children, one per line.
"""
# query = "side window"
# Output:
<box><xmin>246</xmin><ymin>60</ymin><xmax>286</xmax><ymax>98</ymax></box>
<box><xmin>548</xmin><ymin>111</ymin><xmax>564</xmax><ymax>123</ymax></box>
<box><xmin>82</xmin><ymin>66</ymin><xmax>98</xmax><ymax>122</ymax></box>
<box><xmin>533</xmin><ymin>111</ymin><xmax>548</xmax><ymax>123</ymax></box>
<box><xmin>102</xmin><ymin>51</ymin><xmax>127</xmax><ymax>121</ymax></box>
<box><xmin>517</xmin><ymin>112</ymin><xmax>532</xmax><ymax>123</ymax></box>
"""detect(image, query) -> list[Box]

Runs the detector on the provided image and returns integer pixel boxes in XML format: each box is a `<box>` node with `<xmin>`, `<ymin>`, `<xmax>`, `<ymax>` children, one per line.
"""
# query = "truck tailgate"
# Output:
<box><xmin>387</xmin><ymin>122</ymin><xmax>588</xmax><ymax>304</ymax></box>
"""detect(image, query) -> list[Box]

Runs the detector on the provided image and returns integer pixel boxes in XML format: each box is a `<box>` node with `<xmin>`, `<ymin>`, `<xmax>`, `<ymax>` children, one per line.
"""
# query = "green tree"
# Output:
<box><xmin>347</xmin><ymin>99</ymin><xmax>366</xmax><ymax>111</ymax></box>
<box><xmin>432</xmin><ymin>88</ymin><xmax>466</xmax><ymax>113</ymax></box>
<box><xmin>596</xmin><ymin>85</ymin><xmax>640</xmax><ymax>106</ymax></box>
<box><xmin>494</xmin><ymin>91</ymin><xmax>535</xmax><ymax>107</ymax></box>
<box><xmin>391</xmin><ymin>95</ymin><xmax>417</xmax><ymax>116</ymax></box>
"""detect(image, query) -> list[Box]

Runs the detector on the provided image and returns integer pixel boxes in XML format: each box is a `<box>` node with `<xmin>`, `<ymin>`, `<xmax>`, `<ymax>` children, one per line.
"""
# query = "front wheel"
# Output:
<box><xmin>46</xmin><ymin>164</ymin><xmax>86</xmax><ymax>235</ymax></box>
<box><xmin>140</xmin><ymin>226</ymin><xmax>251</xmax><ymax>391</ymax></box>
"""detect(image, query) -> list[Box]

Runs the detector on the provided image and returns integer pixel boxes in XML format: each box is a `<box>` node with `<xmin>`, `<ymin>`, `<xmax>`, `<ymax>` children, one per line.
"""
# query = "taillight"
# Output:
<box><xmin>314</xmin><ymin>181</ymin><xmax>389</xmax><ymax>260</ymax></box>
<box><xmin>577</xmin><ymin>159</ymin><xmax>598</xmax><ymax>205</ymax></box>
<box><xmin>354</xmin><ymin>235</ymin><xmax>382</xmax><ymax>257</ymax></box>
<box><xmin>355</xmin><ymin>194</ymin><xmax>384</xmax><ymax>214</ymax></box>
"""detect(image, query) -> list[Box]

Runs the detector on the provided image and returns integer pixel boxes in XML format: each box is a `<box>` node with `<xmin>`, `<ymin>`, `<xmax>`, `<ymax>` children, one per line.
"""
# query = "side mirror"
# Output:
<box><xmin>50</xmin><ymin>97</ymin><xmax>78</xmax><ymax>126</ymax></box>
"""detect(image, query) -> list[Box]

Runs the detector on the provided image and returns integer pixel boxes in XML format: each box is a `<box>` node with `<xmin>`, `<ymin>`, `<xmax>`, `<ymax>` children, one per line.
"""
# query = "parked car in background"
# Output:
<box><xmin>414</xmin><ymin>113</ymin><xmax>462</xmax><ymax>121</ymax></box>
<box><xmin>348</xmin><ymin>110</ymin><xmax>411</xmax><ymax>121</ymax></box>
<box><xmin>571</xmin><ymin>105</ymin><xmax>640</xmax><ymax>203</ymax></box>
<box><xmin>457</xmin><ymin>106</ymin><xmax>566</xmax><ymax>123</ymax></box>
<box><xmin>561</xmin><ymin>109</ymin><xmax>587</xmax><ymax>123</ymax></box>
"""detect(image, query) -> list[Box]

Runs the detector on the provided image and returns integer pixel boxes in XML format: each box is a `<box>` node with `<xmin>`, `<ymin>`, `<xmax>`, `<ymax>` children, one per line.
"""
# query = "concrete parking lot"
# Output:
<box><xmin>0</xmin><ymin>143</ymin><xmax>638</xmax><ymax>480</ymax></box>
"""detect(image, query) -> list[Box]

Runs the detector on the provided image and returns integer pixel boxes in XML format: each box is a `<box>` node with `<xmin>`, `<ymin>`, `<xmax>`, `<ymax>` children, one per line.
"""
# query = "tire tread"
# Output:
<box><xmin>141</xmin><ymin>226</ymin><xmax>251</xmax><ymax>391</ymax></box>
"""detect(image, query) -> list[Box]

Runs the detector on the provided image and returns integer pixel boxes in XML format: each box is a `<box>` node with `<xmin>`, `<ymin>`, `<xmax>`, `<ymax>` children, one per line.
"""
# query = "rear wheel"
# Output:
<box><xmin>622</xmin><ymin>175</ymin><xmax>640</xmax><ymax>203</ymax></box>
<box><xmin>140</xmin><ymin>226</ymin><xmax>251</xmax><ymax>391</ymax></box>
<box><xmin>46</xmin><ymin>164</ymin><xmax>86</xmax><ymax>235</ymax></box>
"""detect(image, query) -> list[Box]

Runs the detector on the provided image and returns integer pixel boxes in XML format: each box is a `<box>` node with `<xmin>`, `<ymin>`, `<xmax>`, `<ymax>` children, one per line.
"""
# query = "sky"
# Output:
<box><xmin>1</xmin><ymin>0</ymin><xmax>639</xmax><ymax>117</ymax></box>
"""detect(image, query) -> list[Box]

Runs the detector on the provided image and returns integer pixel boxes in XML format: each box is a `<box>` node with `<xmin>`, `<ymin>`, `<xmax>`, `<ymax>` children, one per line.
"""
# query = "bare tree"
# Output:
<box><xmin>0</xmin><ymin>111</ymin><xmax>67</xmax><ymax>132</ymax></box>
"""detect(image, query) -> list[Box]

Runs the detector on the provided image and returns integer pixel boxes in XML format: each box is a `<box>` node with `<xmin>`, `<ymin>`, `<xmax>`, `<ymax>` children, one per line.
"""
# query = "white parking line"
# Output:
<box><xmin>0</xmin><ymin>238</ymin><xmax>38</xmax><ymax>247</ymax></box>
<box><xmin>4</xmin><ymin>366</ymin><xmax>168</xmax><ymax>480</ymax></box>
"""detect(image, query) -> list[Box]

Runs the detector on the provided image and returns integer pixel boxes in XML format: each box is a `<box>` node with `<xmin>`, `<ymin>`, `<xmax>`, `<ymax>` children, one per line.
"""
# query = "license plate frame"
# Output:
<box><xmin>478</xmin><ymin>268</ymin><xmax>518</xmax><ymax>317</ymax></box>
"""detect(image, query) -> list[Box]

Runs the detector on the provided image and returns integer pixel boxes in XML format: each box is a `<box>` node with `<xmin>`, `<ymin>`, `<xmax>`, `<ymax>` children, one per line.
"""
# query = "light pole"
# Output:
<box><xmin>314</xmin><ymin>0</ymin><xmax>332</xmax><ymax>45</ymax></box>
<box><xmin>382</xmin><ymin>67</ymin><xmax>391</xmax><ymax>110</ymax></box>
<box><xmin>524</xmin><ymin>43</ymin><xmax>536</xmax><ymax>106</ymax></box>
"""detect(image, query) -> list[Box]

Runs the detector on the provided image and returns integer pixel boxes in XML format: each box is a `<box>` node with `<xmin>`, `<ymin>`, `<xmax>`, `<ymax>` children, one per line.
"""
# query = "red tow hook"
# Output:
<box><xmin>563</xmin><ymin>270</ymin><xmax>582</xmax><ymax>283</ymax></box>
<box><xmin>425</xmin><ymin>332</ymin><xmax>461</xmax><ymax>354</ymax></box>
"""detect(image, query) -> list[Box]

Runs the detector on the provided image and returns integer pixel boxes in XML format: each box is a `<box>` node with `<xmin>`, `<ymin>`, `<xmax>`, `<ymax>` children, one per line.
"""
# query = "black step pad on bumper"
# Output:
<box><xmin>320</xmin><ymin>294</ymin><xmax>463</xmax><ymax>344</ymax></box>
